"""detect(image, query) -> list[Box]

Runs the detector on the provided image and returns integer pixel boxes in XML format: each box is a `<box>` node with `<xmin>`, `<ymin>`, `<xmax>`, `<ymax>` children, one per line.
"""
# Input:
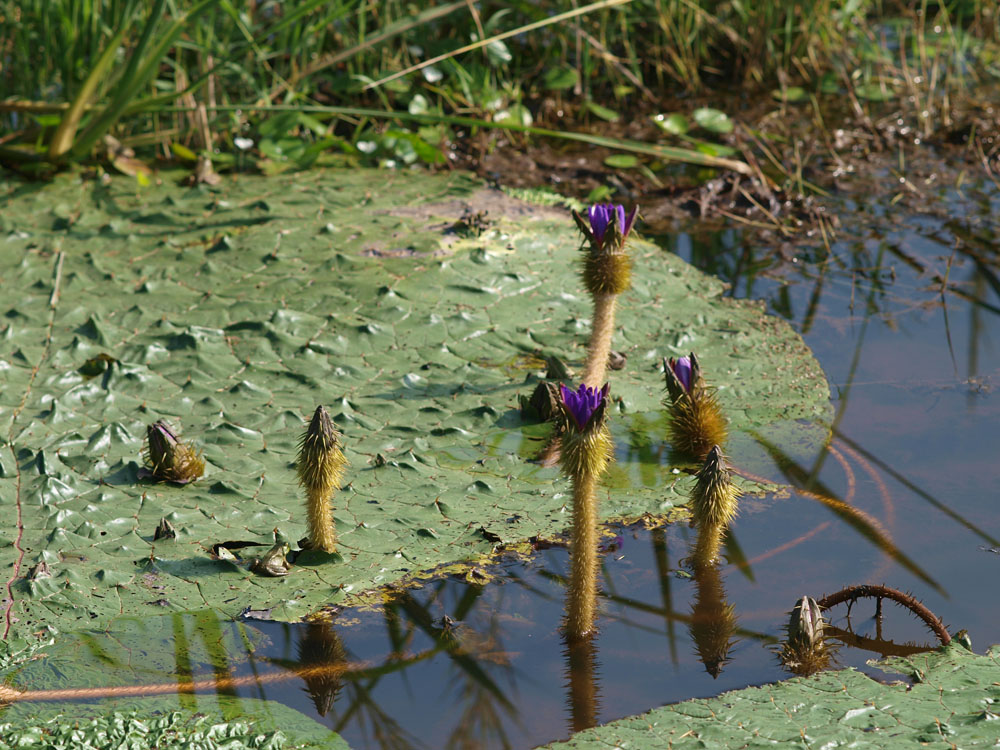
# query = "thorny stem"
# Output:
<box><xmin>582</xmin><ymin>293</ymin><xmax>618</xmax><ymax>388</ymax></box>
<box><xmin>566</xmin><ymin>469</ymin><xmax>600</xmax><ymax>639</ymax></box>
<box><xmin>817</xmin><ymin>584</ymin><xmax>951</xmax><ymax>645</ymax></box>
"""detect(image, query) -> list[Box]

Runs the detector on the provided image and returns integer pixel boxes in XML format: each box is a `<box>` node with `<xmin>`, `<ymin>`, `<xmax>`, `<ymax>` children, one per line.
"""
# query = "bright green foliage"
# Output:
<box><xmin>0</xmin><ymin>169</ymin><xmax>830</xmax><ymax>642</ymax></box>
<box><xmin>539</xmin><ymin>643</ymin><xmax>1000</xmax><ymax>749</ymax></box>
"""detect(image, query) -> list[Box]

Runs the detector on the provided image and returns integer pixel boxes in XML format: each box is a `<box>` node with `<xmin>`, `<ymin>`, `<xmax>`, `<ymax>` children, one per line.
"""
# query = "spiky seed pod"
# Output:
<box><xmin>691</xmin><ymin>446</ymin><xmax>739</xmax><ymax>529</ymax></box>
<box><xmin>572</xmin><ymin>208</ymin><xmax>636</xmax><ymax>297</ymax></box>
<box><xmin>296</xmin><ymin>406</ymin><xmax>348</xmax><ymax>553</ymax></box>
<box><xmin>778</xmin><ymin>596</ymin><xmax>834</xmax><ymax>676</ymax></box>
<box><xmin>663</xmin><ymin>354</ymin><xmax>728</xmax><ymax>459</ymax></box>
<box><xmin>143</xmin><ymin>420</ymin><xmax>204</xmax><ymax>484</ymax></box>
<box><xmin>559</xmin><ymin>385</ymin><xmax>614</xmax><ymax>481</ymax></box>
<box><xmin>582</xmin><ymin>250</ymin><xmax>631</xmax><ymax>297</ymax></box>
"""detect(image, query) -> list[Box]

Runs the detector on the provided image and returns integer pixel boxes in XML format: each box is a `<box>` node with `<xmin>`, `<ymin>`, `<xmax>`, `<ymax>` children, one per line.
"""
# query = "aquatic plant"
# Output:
<box><xmin>572</xmin><ymin>203</ymin><xmax>638</xmax><ymax>388</ymax></box>
<box><xmin>663</xmin><ymin>353</ymin><xmax>728</xmax><ymax>459</ymax></box>
<box><xmin>559</xmin><ymin>382</ymin><xmax>614</xmax><ymax>639</ymax></box>
<box><xmin>691</xmin><ymin>445</ymin><xmax>739</xmax><ymax>529</ymax></box>
<box><xmin>143</xmin><ymin>420</ymin><xmax>204</xmax><ymax>484</ymax></box>
<box><xmin>778</xmin><ymin>596</ymin><xmax>834</xmax><ymax>677</ymax></box>
<box><xmin>296</xmin><ymin>405</ymin><xmax>348</xmax><ymax>553</ymax></box>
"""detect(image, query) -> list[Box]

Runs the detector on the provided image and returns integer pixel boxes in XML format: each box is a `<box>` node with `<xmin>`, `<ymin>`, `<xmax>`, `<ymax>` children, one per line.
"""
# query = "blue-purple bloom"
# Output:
<box><xmin>670</xmin><ymin>356</ymin><xmax>693</xmax><ymax>393</ymax></box>
<box><xmin>586</xmin><ymin>203</ymin><xmax>638</xmax><ymax>247</ymax></box>
<box><xmin>560</xmin><ymin>382</ymin><xmax>610</xmax><ymax>431</ymax></box>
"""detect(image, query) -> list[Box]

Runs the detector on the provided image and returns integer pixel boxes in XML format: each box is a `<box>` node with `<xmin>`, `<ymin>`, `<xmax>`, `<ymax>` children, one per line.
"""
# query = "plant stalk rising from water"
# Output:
<box><xmin>559</xmin><ymin>383</ymin><xmax>614</xmax><ymax>639</ymax></box>
<box><xmin>573</xmin><ymin>203</ymin><xmax>637</xmax><ymax>388</ymax></box>
<box><xmin>297</xmin><ymin>405</ymin><xmax>348</xmax><ymax>553</ymax></box>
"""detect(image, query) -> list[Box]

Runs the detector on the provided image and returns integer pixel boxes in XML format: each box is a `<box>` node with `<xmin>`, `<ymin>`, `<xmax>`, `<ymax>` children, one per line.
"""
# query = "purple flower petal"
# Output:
<box><xmin>671</xmin><ymin>356</ymin><xmax>693</xmax><ymax>393</ymax></box>
<box><xmin>560</xmin><ymin>382</ymin><xmax>609</xmax><ymax>430</ymax></box>
<box><xmin>587</xmin><ymin>204</ymin><xmax>613</xmax><ymax>242</ymax></box>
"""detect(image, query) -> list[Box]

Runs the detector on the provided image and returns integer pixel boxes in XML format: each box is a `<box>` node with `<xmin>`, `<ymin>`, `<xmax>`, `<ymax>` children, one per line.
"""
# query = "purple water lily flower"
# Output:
<box><xmin>586</xmin><ymin>203</ymin><xmax>638</xmax><ymax>249</ymax></box>
<box><xmin>560</xmin><ymin>382</ymin><xmax>610</xmax><ymax>431</ymax></box>
<box><xmin>670</xmin><ymin>356</ymin><xmax>693</xmax><ymax>393</ymax></box>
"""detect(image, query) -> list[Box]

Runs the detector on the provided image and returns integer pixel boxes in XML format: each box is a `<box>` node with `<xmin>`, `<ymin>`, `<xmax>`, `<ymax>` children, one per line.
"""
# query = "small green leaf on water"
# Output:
<box><xmin>583</xmin><ymin>100</ymin><xmax>620</xmax><ymax>122</ymax></box>
<box><xmin>604</xmin><ymin>154</ymin><xmax>639</xmax><ymax>169</ymax></box>
<box><xmin>586</xmin><ymin>185</ymin><xmax>613</xmax><ymax>202</ymax></box>
<box><xmin>543</xmin><ymin>65</ymin><xmax>579</xmax><ymax>91</ymax></box>
<box><xmin>695</xmin><ymin>141</ymin><xmax>738</xmax><ymax>158</ymax></box>
<box><xmin>855</xmin><ymin>82</ymin><xmax>898</xmax><ymax>101</ymax></box>
<box><xmin>408</xmin><ymin>94</ymin><xmax>430</xmax><ymax>115</ymax></box>
<box><xmin>494</xmin><ymin>104</ymin><xmax>533</xmax><ymax>127</ymax></box>
<box><xmin>771</xmin><ymin>86</ymin><xmax>807</xmax><ymax>103</ymax></box>
<box><xmin>693</xmin><ymin>107</ymin><xmax>734</xmax><ymax>134</ymax></box>
<box><xmin>171</xmin><ymin>143</ymin><xmax>197</xmax><ymax>162</ymax></box>
<box><xmin>651</xmin><ymin>113</ymin><xmax>689</xmax><ymax>135</ymax></box>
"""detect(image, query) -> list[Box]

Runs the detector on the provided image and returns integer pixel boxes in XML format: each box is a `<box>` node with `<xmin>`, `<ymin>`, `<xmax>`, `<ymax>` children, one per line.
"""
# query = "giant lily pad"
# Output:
<box><xmin>0</xmin><ymin>169</ymin><xmax>831</xmax><ymax>642</ymax></box>
<box><xmin>540</xmin><ymin>643</ymin><xmax>1000</xmax><ymax>749</ymax></box>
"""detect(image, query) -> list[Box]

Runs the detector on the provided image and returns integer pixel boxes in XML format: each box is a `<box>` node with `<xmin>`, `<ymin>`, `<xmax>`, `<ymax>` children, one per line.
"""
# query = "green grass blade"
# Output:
<box><xmin>47</xmin><ymin>25</ymin><xmax>129</xmax><ymax>160</ymax></box>
<box><xmin>70</xmin><ymin>0</ymin><xmax>223</xmax><ymax>160</ymax></box>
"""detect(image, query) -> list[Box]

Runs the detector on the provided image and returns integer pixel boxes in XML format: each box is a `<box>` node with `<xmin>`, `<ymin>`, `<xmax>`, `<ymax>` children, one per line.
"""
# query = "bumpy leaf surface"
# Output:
<box><xmin>0</xmin><ymin>170</ymin><xmax>830</xmax><ymax>643</ymax></box>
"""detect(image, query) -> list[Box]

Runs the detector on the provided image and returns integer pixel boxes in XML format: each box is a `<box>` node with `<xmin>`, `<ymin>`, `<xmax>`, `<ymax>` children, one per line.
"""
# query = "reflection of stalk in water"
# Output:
<box><xmin>563</xmin><ymin>632</ymin><xmax>601</xmax><ymax>734</ymax></box>
<box><xmin>688</xmin><ymin>523</ymin><xmax>738</xmax><ymax>678</ymax></box>
<box><xmin>651</xmin><ymin>528</ymin><xmax>679</xmax><ymax>665</ymax></box>
<box><xmin>296</xmin><ymin>620</ymin><xmax>346</xmax><ymax>716</ymax></box>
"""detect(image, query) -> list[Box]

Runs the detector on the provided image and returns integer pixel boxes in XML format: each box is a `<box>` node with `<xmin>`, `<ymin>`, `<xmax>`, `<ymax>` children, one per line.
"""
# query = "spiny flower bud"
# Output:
<box><xmin>778</xmin><ymin>596</ymin><xmax>834</xmax><ymax>676</ymax></box>
<box><xmin>143</xmin><ymin>420</ymin><xmax>204</xmax><ymax>484</ymax></box>
<box><xmin>297</xmin><ymin>406</ymin><xmax>348</xmax><ymax>553</ymax></box>
<box><xmin>691</xmin><ymin>445</ymin><xmax>739</xmax><ymax>528</ymax></box>
<box><xmin>663</xmin><ymin>353</ymin><xmax>728</xmax><ymax>460</ymax></box>
<box><xmin>559</xmin><ymin>383</ymin><xmax>614</xmax><ymax>480</ymax></box>
<box><xmin>572</xmin><ymin>203</ymin><xmax>638</xmax><ymax>296</ymax></box>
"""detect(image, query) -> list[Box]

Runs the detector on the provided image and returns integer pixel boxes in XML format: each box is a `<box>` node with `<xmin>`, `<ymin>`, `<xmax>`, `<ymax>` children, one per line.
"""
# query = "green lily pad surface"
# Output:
<box><xmin>0</xmin><ymin>169</ymin><xmax>830</xmax><ymax>645</ymax></box>
<box><xmin>541</xmin><ymin>643</ymin><xmax>1000</xmax><ymax>749</ymax></box>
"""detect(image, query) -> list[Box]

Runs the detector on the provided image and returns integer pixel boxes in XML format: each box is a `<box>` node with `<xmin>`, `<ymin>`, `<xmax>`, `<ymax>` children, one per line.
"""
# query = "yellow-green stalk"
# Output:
<box><xmin>559</xmin><ymin>383</ymin><xmax>614</xmax><ymax>639</ymax></box>
<box><xmin>691</xmin><ymin>445</ymin><xmax>740</xmax><ymax>529</ymax></box>
<box><xmin>573</xmin><ymin>204</ymin><xmax>637</xmax><ymax>388</ymax></box>
<box><xmin>296</xmin><ymin>405</ymin><xmax>348</xmax><ymax>553</ymax></box>
<box><xmin>663</xmin><ymin>353</ymin><xmax>728</xmax><ymax>460</ymax></box>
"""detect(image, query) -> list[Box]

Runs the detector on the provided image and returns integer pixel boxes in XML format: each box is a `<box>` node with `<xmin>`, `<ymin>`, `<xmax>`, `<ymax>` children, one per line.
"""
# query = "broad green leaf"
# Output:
<box><xmin>583</xmin><ymin>101</ymin><xmax>620</xmax><ymax>122</ymax></box>
<box><xmin>771</xmin><ymin>86</ymin><xmax>807</xmax><ymax>103</ymax></box>
<box><xmin>855</xmin><ymin>82</ymin><xmax>898</xmax><ymax>101</ymax></box>
<box><xmin>494</xmin><ymin>104</ymin><xmax>533</xmax><ymax>126</ymax></box>
<box><xmin>0</xmin><ymin>169</ymin><xmax>831</xmax><ymax>642</ymax></box>
<box><xmin>652</xmin><ymin>113</ymin><xmax>689</xmax><ymax>135</ymax></box>
<box><xmin>693</xmin><ymin>107</ymin><xmax>734</xmax><ymax>134</ymax></box>
<box><xmin>603</xmin><ymin>154</ymin><xmax>639</xmax><ymax>169</ymax></box>
<box><xmin>544</xmin><ymin>66</ymin><xmax>579</xmax><ymax>91</ymax></box>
